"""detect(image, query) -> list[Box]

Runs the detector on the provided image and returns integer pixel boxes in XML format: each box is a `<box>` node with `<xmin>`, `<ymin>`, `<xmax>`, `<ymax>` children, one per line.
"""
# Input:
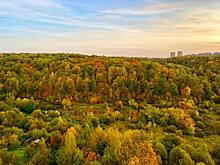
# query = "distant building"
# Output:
<box><xmin>198</xmin><ymin>52</ymin><xmax>210</xmax><ymax>56</ymax></box>
<box><xmin>170</xmin><ymin>52</ymin><xmax>176</xmax><ymax>58</ymax></box>
<box><xmin>177</xmin><ymin>51</ymin><xmax>183</xmax><ymax>57</ymax></box>
<box><xmin>214</xmin><ymin>52</ymin><xmax>220</xmax><ymax>55</ymax></box>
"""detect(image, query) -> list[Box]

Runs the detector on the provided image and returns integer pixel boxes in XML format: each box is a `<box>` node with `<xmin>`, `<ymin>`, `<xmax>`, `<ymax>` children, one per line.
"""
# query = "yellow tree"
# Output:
<box><xmin>57</xmin><ymin>127</ymin><xmax>83</xmax><ymax>165</ymax></box>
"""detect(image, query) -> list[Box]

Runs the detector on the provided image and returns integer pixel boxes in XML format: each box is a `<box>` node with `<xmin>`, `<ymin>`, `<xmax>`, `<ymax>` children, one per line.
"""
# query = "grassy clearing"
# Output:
<box><xmin>11</xmin><ymin>146</ymin><xmax>30</xmax><ymax>164</ymax></box>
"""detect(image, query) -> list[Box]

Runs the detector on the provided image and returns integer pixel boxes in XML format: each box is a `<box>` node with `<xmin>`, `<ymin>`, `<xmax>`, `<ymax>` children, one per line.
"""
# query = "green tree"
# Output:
<box><xmin>161</xmin><ymin>133</ymin><xmax>181</xmax><ymax>152</ymax></box>
<box><xmin>81</xmin><ymin>124</ymin><xmax>92</xmax><ymax>146</ymax></box>
<box><xmin>193</xmin><ymin>148</ymin><xmax>214</xmax><ymax>165</ymax></box>
<box><xmin>154</xmin><ymin>143</ymin><xmax>168</xmax><ymax>160</ymax></box>
<box><xmin>170</xmin><ymin>82</ymin><xmax>179</xmax><ymax>97</ymax></box>
<box><xmin>169</xmin><ymin>147</ymin><xmax>194</xmax><ymax>165</ymax></box>
<box><xmin>57</xmin><ymin>127</ymin><xmax>83</xmax><ymax>165</ymax></box>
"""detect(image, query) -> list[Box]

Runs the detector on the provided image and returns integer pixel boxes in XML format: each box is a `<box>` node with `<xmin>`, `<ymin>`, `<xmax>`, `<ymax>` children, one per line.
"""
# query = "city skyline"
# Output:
<box><xmin>0</xmin><ymin>0</ymin><xmax>220</xmax><ymax>57</ymax></box>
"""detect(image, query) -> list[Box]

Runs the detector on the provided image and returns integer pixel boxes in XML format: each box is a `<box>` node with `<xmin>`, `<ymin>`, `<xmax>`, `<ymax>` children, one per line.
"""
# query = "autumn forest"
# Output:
<box><xmin>0</xmin><ymin>53</ymin><xmax>220</xmax><ymax>165</ymax></box>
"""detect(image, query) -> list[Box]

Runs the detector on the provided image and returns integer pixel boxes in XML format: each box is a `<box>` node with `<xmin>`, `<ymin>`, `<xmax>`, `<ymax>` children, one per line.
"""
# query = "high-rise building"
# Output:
<box><xmin>177</xmin><ymin>51</ymin><xmax>183</xmax><ymax>57</ymax></box>
<box><xmin>170</xmin><ymin>52</ymin><xmax>175</xmax><ymax>58</ymax></box>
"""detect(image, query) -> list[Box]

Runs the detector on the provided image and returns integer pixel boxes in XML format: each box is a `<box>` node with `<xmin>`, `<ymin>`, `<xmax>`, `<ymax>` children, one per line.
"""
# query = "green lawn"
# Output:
<box><xmin>11</xmin><ymin>147</ymin><xmax>30</xmax><ymax>164</ymax></box>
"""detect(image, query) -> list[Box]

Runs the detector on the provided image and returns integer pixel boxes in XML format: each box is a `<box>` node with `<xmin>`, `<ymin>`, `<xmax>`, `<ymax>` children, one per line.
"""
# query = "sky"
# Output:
<box><xmin>0</xmin><ymin>0</ymin><xmax>220</xmax><ymax>57</ymax></box>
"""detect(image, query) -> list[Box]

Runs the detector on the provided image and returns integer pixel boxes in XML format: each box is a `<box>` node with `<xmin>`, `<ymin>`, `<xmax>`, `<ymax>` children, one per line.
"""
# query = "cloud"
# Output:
<box><xmin>0</xmin><ymin>0</ymin><xmax>72</xmax><ymax>19</ymax></box>
<box><xmin>0</xmin><ymin>0</ymin><xmax>68</xmax><ymax>10</ymax></box>
<box><xmin>0</xmin><ymin>0</ymin><xmax>220</xmax><ymax>57</ymax></box>
<box><xmin>102</xmin><ymin>1</ymin><xmax>185</xmax><ymax>15</ymax></box>
<box><xmin>0</xmin><ymin>0</ymin><xmax>144</xmax><ymax>33</ymax></box>
<box><xmin>158</xmin><ymin>8</ymin><xmax>220</xmax><ymax>37</ymax></box>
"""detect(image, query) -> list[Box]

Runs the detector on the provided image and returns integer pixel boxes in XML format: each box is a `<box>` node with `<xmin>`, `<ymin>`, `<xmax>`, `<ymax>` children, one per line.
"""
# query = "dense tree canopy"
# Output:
<box><xmin>0</xmin><ymin>53</ymin><xmax>220</xmax><ymax>164</ymax></box>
